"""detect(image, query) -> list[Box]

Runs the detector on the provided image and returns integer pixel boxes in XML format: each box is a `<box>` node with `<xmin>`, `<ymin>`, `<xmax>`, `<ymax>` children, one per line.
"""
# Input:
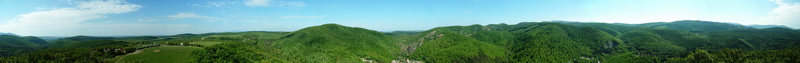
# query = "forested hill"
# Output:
<box><xmin>635</xmin><ymin>20</ymin><xmax>755</xmax><ymax>33</ymax></box>
<box><xmin>2</xmin><ymin>20</ymin><xmax>799</xmax><ymax>63</ymax></box>
<box><xmin>400</xmin><ymin>20</ymin><xmax>799</xmax><ymax>63</ymax></box>
<box><xmin>0</xmin><ymin>35</ymin><xmax>47</xmax><ymax>56</ymax></box>
<box><xmin>267</xmin><ymin>24</ymin><xmax>400</xmax><ymax>63</ymax></box>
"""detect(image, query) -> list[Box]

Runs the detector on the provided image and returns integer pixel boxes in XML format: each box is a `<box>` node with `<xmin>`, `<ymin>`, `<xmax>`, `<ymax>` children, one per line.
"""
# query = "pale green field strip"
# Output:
<box><xmin>110</xmin><ymin>45</ymin><xmax>202</xmax><ymax>63</ymax></box>
<box><xmin>188</xmin><ymin>42</ymin><xmax>223</xmax><ymax>47</ymax></box>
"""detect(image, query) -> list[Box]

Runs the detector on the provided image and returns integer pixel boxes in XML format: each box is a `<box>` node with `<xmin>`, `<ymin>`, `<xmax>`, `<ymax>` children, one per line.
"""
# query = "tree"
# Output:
<box><xmin>687</xmin><ymin>49</ymin><xmax>714</xmax><ymax>63</ymax></box>
<box><xmin>717</xmin><ymin>48</ymin><xmax>747</xmax><ymax>62</ymax></box>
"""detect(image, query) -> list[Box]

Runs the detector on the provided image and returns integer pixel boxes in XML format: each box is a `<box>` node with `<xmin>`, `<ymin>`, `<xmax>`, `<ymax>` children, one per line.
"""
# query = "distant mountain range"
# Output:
<box><xmin>0</xmin><ymin>33</ymin><xmax>17</xmax><ymax>36</ymax></box>
<box><xmin>747</xmin><ymin>25</ymin><xmax>792</xmax><ymax>29</ymax></box>
<box><xmin>2</xmin><ymin>20</ymin><xmax>799</xmax><ymax>62</ymax></box>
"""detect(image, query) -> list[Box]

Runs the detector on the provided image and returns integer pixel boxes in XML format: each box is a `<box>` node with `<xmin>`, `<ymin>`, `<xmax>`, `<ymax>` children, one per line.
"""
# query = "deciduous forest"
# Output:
<box><xmin>1</xmin><ymin>20</ymin><xmax>799</xmax><ymax>63</ymax></box>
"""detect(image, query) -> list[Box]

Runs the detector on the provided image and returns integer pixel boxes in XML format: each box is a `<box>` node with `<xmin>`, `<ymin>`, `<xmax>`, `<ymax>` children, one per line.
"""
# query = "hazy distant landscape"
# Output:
<box><xmin>2</xmin><ymin>0</ymin><xmax>800</xmax><ymax>63</ymax></box>
<box><xmin>1</xmin><ymin>20</ymin><xmax>799</xmax><ymax>63</ymax></box>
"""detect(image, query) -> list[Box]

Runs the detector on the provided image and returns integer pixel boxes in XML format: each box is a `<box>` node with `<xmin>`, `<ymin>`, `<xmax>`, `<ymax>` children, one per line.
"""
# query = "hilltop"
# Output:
<box><xmin>636</xmin><ymin>20</ymin><xmax>754</xmax><ymax>32</ymax></box>
<box><xmin>2</xmin><ymin>20</ymin><xmax>799</xmax><ymax>63</ymax></box>
<box><xmin>268</xmin><ymin>24</ymin><xmax>400</xmax><ymax>63</ymax></box>
<box><xmin>0</xmin><ymin>35</ymin><xmax>47</xmax><ymax>56</ymax></box>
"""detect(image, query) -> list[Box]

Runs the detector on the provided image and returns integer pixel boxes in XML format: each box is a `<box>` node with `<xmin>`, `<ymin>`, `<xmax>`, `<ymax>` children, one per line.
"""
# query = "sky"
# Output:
<box><xmin>0</xmin><ymin>0</ymin><xmax>798</xmax><ymax>36</ymax></box>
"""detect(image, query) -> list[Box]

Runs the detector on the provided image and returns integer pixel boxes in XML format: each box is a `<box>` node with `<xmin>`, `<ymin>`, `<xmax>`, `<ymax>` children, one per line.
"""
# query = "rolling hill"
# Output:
<box><xmin>636</xmin><ymin>20</ymin><xmax>754</xmax><ymax>33</ymax></box>
<box><xmin>405</xmin><ymin>25</ymin><xmax>511</xmax><ymax>63</ymax></box>
<box><xmin>2</xmin><ymin>20</ymin><xmax>799</xmax><ymax>63</ymax></box>
<box><xmin>269</xmin><ymin>24</ymin><xmax>400</xmax><ymax>63</ymax></box>
<box><xmin>0</xmin><ymin>35</ymin><xmax>47</xmax><ymax>56</ymax></box>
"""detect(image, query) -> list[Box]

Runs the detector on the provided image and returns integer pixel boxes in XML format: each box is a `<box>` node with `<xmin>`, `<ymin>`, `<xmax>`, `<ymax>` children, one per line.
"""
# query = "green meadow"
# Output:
<box><xmin>110</xmin><ymin>45</ymin><xmax>202</xmax><ymax>63</ymax></box>
<box><xmin>188</xmin><ymin>42</ymin><xmax>223</xmax><ymax>47</ymax></box>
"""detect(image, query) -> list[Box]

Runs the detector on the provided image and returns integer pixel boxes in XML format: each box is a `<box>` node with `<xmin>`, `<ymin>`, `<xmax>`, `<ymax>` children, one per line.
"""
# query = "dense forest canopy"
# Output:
<box><xmin>1</xmin><ymin>20</ymin><xmax>799</xmax><ymax>63</ymax></box>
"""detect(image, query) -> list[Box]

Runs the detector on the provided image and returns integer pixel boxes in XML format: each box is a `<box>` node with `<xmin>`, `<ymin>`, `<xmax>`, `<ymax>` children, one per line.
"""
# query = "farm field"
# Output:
<box><xmin>109</xmin><ymin>45</ymin><xmax>202</xmax><ymax>63</ymax></box>
<box><xmin>188</xmin><ymin>42</ymin><xmax>223</xmax><ymax>47</ymax></box>
<box><xmin>0</xmin><ymin>1</ymin><xmax>798</xmax><ymax>62</ymax></box>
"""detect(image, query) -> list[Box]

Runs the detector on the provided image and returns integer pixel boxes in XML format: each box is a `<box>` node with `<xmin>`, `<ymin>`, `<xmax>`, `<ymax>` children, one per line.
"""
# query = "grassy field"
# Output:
<box><xmin>188</xmin><ymin>42</ymin><xmax>223</xmax><ymax>47</ymax></box>
<box><xmin>110</xmin><ymin>45</ymin><xmax>202</xmax><ymax>63</ymax></box>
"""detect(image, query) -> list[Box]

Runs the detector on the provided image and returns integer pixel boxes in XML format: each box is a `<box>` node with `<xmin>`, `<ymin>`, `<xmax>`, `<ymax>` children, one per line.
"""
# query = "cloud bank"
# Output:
<box><xmin>196</xmin><ymin>0</ymin><xmax>305</xmax><ymax>8</ymax></box>
<box><xmin>245</xmin><ymin>0</ymin><xmax>270</xmax><ymax>7</ymax></box>
<box><xmin>0</xmin><ymin>0</ymin><xmax>190</xmax><ymax>36</ymax></box>
<box><xmin>168</xmin><ymin>12</ymin><xmax>218</xmax><ymax>20</ymax></box>
<box><xmin>760</xmin><ymin>0</ymin><xmax>800</xmax><ymax>28</ymax></box>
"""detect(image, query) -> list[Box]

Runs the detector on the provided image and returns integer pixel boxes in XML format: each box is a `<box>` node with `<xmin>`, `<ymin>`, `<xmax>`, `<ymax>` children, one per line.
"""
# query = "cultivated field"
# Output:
<box><xmin>110</xmin><ymin>45</ymin><xmax>202</xmax><ymax>63</ymax></box>
<box><xmin>189</xmin><ymin>42</ymin><xmax>223</xmax><ymax>47</ymax></box>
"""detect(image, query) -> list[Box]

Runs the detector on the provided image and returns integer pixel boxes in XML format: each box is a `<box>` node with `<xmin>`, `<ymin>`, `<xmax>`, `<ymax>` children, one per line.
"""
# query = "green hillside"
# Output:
<box><xmin>47</xmin><ymin>36</ymin><xmax>116</xmax><ymax>48</ymax></box>
<box><xmin>268</xmin><ymin>24</ymin><xmax>399</xmax><ymax>63</ymax></box>
<box><xmin>0</xmin><ymin>35</ymin><xmax>39</xmax><ymax>47</ymax></box>
<box><xmin>620</xmin><ymin>29</ymin><xmax>687</xmax><ymax>56</ymax></box>
<box><xmin>20</xmin><ymin>36</ymin><xmax>48</xmax><ymax>45</ymax></box>
<box><xmin>62</xmin><ymin>40</ymin><xmax>128</xmax><ymax>48</ymax></box>
<box><xmin>546</xmin><ymin>21</ymin><xmax>641</xmax><ymax>37</ymax></box>
<box><xmin>190</xmin><ymin>31</ymin><xmax>289</xmax><ymax>63</ymax></box>
<box><xmin>111</xmin><ymin>45</ymin><xmax>202</xmax><ymax>63</ymax></box>
<box><xmin>0</xmin><ymin>35</ymin><xmax>43</xmax><ymax>56</ymax></box>
<box><xmin>704</xmin><ymin>27</ymin><xmax>800</xmax><ymax>50</ymax></box>
<box><xmin>748</xmin><ymin>25</ymin><xmax>792</xmax><ymax>29</ymax></box>
<box><xmin>2</xmin><ymin>20</ymin><xmax>800</xmax><ymax>63</ymax></box>
<box><xmin>508</xmin><ymin>23</ymin><xmax>626</xmax><ymax>62</ymax></box>
<box><xmin>637</xmin><ymin>20</ymin><xmax>754</xmax><ymax>32</ymax></box>
<box><xmin>406</xmin><ymin>25</ymin><xmax>511</xmax><ymax>63</ymax></box>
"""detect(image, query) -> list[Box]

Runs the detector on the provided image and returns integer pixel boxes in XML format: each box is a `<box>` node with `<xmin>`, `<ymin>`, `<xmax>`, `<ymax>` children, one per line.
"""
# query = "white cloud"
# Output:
<box><xmin>245</xmin><ymin>0</ymin><xmax>270</xmax><ymax>7</ymax></box>
<box><xmin>0</xmin><ymin>0</ymin><xmax>141</xmax><ymax>36</ymax></box>
<box><xmin>759</xmin><ymin>0</ymin><xmax>800</xmax><ymax>28</ymax></box>
<box><xmin>275</xmin><ymin>1</ymin><xmax>306</xmax><ymax>8</ymax></box>
<box><xmin>137</xmin><ymin>12</ymin><xmax>222</xmax><ymax>22</ymax></box>
<box><xmin>200</xmin><ymin>0</ymin><xmax>305</xmax><ymax>8</ymax></box>
<box><xmin>192</xmin><ymin>1</ymin><xmax>239</xmax><ymax>7</ymax></box>
<box><xmin>72</xmin><ymin>23</ymin><xmax>196</xmax><ymax>36</ymax></box>
<box><xmin>35</xmin><ymin>7</ymin><xmax>54</xmax><ymax>10</ymax></box>
<box><xmin>0</xmin><ymin>0</ymin><xmax>193</xmax><ymax>36</ymax></box>
<box><xmin>168</xmin><ymin>12</ymin><xmax>218</xmax><ymax>20</ymax></box>
<box><xmin>137</xmin><ymin>18</ymin><xmax>159</xmax><ymax>22</ymax></box>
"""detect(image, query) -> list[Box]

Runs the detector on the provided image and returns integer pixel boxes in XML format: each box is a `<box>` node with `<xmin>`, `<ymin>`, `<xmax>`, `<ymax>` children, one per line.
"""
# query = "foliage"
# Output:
<box><xmin>510</xmin><ymin>23</ymin><xmax>590</xmax><ymax>62</ymax></box>
<box><xmin>47</xmin><ymin>36</ymin><xmax>116</xmax><ymax>48</ymax></box>
<box><xmin>192</xmin><ymin>42</ymin><xmax>265</xmax><ymax>63</ymax></box>
<box><xmin>20</xmin><ymin>36</ymin><xmax>48</xmax><ymax>45</ymax></box>
<box><xmin>427</xmin><ymin>24</ymin><xmax>514</xmax><ymax>46</ymax></box>
<box><xmin>0</xmin><ymin>35</ymin><xmax>39</xmax><ymax>47</ymax></box>
<box><xmin>0</xmin><ymin>35</ymin><xmax>44</xmax><ymax>57</ymax></box>
<box><xmin>269</xmin><ymin>24</ymin><xmax>399</xmax><ymax>63</ymax></box>
<box><xmin>189</xmin><ymin>31</ymin><xmax>288</xmax><ymax>63</ymax></box>
<box><xmin>2</xmin><ymin>21</ymin><xmax>800</xmax><ymax>63</ymax></box>
<box><xmin>686</xmin><ymin>49</ymin><xmax>714</xmax><ymax>63</ymax></box>
<box><xmin>0</xmin><ymin>46</ymin><xmax>36</xmax><ymax>57</ymax></box>
<box><xmin>0</xmin><ymin>48</ymin><xmax>113</xmax><ymax>63</ymax></box>
<box><xmin>716</xmin><ymin>48</ymin><xmax>748</xmax><ymax>63</ymax></box>
<box><xmin>704</xmin><ymin>27</ymin><xmax>800</xmax><ymax>50</ymax></box>
<box><xmin>746</xmin><ymin>47</ymin><xmax>800</xmax><ymax>62</ymax></box>
<box><xmin>507</xmin><ymin>23</ymin><xmax>626</xmax><ymax>62</ymax></box>
<box><xmin>62</xmin><ymin>40</ymin><xmax>128</xmax><ymax>48</ymax></box>
<box><xmin>408</xmin><ymin>30</ymin><xmax>510</xmax><ymax>63</ymax></box>
<box><xmin>620</xmin><ymin>29</ymin><xmax>687</xmax><ymax>56</ymax></box>
<box><xmin>636</xmin><ymin>20</ymin><xmax>753</xmax><ymax>33</ymax></box>
<box><xmin>602</xmin><ymin>52</ymin><xmax>655</xmax><ymax>63</ymax></box>
<box><xmin>116</xmin><ymin>46</ymin><xmax>202</xmax><ymax>63</ymax></box>
<box><xmin>188</xmin><ymin>42</ymin><xmax>224</xmax><ymax>47</ymax></box>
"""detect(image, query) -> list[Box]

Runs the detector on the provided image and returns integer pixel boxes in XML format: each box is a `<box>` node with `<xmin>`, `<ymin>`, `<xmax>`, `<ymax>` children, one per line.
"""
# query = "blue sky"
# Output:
<box><xmin>1</xmin><ymin>0</ymin><xmax>798</xmax><ymax>36</ymax></box>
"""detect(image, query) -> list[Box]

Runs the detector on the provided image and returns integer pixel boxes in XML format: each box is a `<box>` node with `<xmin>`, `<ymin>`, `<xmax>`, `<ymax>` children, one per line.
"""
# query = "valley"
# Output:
<box><xmin>1</xmin><ymin>20</ymin><xmax>799</xmax><ymax>63</ymax></box>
